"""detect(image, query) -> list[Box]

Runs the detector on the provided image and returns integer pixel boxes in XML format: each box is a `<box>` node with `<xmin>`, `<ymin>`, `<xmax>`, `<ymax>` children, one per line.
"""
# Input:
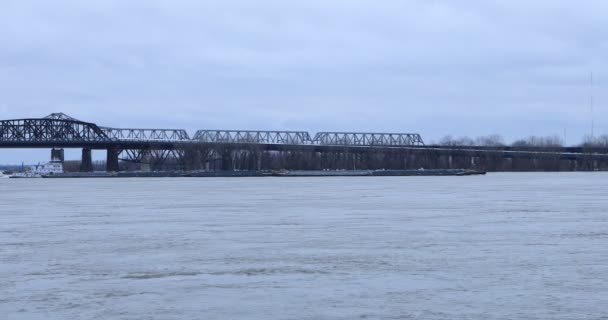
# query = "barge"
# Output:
<box><xmin>42</xmin><ymin>169</ymin><xmax>485</xmax><ymax>178</ymax></box>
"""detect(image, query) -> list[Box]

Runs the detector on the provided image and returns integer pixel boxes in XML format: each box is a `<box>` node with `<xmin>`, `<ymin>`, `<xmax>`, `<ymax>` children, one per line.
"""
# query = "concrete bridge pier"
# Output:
<box><xmin>80</xmin><ymin>148</ymin><xmax>93</xmax><ymax>172</ymax></box>
<box><xmin>221</xmin><ymin>149</ymin><xmax>232</xmax><ymax>170</ymax></box>
<box><xmin>182</xmin><ymin>148</ymin><xmax>200</xmax><ymax>171</ymax></box>
<box><xmin>51</xmin><ymin>148</ymin><xmax>64</xmax><ymax>162</ymax></box>
<box><xmin>106</xmin><ymin>147</ymin><xmax>120</xmax><ymax>172</ymax></box>
<box><xmin>572</xmin><ymin>159</ymin><xmax>578</xmax><ymax>171</ymax></box>
<box><xmin>505</xmin><ymin>158</ymin><xmax>513</xmax><ymax>171</ymax></box>
<box><xmin>256</xmin><ymin>151</ymin><xmax>262</xmax><ymax>171</ymax></box>
<box><xmin>140</xmin><ymin>150</ymin><xmax>151</xmax><ymax>172</ymax></box>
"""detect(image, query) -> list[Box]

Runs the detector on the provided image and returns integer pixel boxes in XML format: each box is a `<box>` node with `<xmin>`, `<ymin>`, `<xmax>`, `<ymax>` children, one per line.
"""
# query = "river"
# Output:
<box><xmin>1</xmin><ymin>173</ymin><xmax>607</xmax><ymax>319</ymax></box>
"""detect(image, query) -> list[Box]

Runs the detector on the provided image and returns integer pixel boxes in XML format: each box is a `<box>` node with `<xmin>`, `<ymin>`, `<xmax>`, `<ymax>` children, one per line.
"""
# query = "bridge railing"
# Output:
<box><xmin>101</xmin><ymin>128</ymin><xmax>191</xmax><ymax>141</ymax></box>
<box><xmin>193</xmin><ymin>130</ymin><xmax>314</xmax><ymax>145</ymax></box>
<box><xmin>313</xmin><ymin>132</ymin><xmax>425</xmax><ymax>146</ymax></box>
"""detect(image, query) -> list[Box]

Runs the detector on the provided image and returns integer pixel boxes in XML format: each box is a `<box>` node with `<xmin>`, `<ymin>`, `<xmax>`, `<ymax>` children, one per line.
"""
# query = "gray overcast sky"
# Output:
<box><xmin>1</xmin><ymin>0</ymin><xmax>607</xmax><ymax>162</ymax></box>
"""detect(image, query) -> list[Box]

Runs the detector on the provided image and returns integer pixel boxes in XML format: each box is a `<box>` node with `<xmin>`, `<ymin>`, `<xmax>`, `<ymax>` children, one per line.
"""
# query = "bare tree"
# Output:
<box><xmin>438</xmin><ymin>135</ymin><xmax>475</xmax><ymax>146</ymax></box>
<box><xmin>581</xmin><ymin>134</ymin><xmax>608</xmax><ymax>148</ymax></box>
<box><xmin>511</xmin><ymin>135</ymin><xmax>563</xmax><ymax>148</ymax></box>
<box><xmin>475</xmin><ymin>135</ymin><xmax>505</xmax><ymax>147</ymax></box>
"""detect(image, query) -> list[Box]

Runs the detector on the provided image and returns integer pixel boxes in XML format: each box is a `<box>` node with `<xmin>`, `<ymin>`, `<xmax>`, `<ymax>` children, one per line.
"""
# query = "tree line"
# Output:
<box><xmin>58</xmin><ymin>134</ymin><xmax>608</xmax><ymax>173</ymax></box>
<box><xmin>436</xmin><ymin>134</ymin><xmax>608</xmax><ymax>148</ymax></box>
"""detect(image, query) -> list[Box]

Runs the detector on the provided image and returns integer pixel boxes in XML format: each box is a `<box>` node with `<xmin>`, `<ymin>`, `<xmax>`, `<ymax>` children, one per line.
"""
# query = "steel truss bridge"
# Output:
<box><xmin>0</xmin><ymin>113</ymin><xmax>425</xmax><ymax>146</ymax></box>
<box><xmin>1</xmin><ymin>113</ymin><xmax>608</xmax><ymax>172</ymax></box>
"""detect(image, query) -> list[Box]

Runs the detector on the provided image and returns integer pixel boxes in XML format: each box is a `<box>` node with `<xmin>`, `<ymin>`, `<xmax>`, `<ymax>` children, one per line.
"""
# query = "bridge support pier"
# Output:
<box><xmin>141</xmin><ymin>150</ymin><xmax>151</xmax><ymax>172</ymax></box>
<box><xmin>106</xmin><ymin>147</ymin><xmax>119</xmax><ymax>172</ymax></box>
<box><xmin>183</xmin><ymin>148</ymin><xmax>200</xmax><ymax>171</ymax></box>
<box><xmin>51</xmin><ymin>148</ymin><xmax>65</xmax><ymax>162</ymax></box>
<box><xmin>221</xmin><ymin>149</ymin><xmax>232</xmax><ymax>170</ymax></box>
<box><xmin>80</xmin><ymin>148</ymin><xmax>93</xmax><ymax>172</ymax></box>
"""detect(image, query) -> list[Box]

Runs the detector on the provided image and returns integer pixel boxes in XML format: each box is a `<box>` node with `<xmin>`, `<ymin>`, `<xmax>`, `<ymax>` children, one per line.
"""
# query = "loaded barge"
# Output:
<box><xmin>41</xmin><ymin>169</ymin><xmax>485</xmax><ymax>178</ymax></box>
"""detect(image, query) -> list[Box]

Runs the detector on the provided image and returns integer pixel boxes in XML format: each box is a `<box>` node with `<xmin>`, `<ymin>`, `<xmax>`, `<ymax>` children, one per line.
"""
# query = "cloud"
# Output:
<box><xmin>0</xmin><ymin>0</ymin><xmax>607</xmax><ymax>159</ymax></box>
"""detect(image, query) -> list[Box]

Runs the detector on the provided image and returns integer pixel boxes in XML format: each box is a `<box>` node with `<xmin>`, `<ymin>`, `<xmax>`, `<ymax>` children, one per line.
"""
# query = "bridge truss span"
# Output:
<box><xmin>1</xmin><ymin>113</ymin><xmax>427</xmax><ymax>147</ymax></box>
<box><xmin>0</xmin><ymin>118</ymin><xmax>109</xmax><ymax>143</ymax></box>
<box><xmin>101</xmin><ymin>127</ymin><xmax>191</xmax><ymax>142</ymax></box>
<box><xmin>193</xmin><ymin>130</ymin><xmax>313</xmax><ymax>145</ymax></box>
<box><xmin>313</xmin><ymin>132</ymin><xmax>425</xmax><ymax>147</ymax></box>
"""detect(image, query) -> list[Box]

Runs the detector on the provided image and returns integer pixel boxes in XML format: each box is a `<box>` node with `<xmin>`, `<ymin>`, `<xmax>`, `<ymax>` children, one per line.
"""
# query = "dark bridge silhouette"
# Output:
<box><xmin>0</xmin><ymin>113</ymin><xmax>425</xmax><ymax>146</ymax></box>
<box><xmin>1</xmin><ymin>113</ymin><xmax>608</xmax><ymax>172</ymax></box>
<box><xmin>0</xmin><ymin>113</ymin><xmax>191</xmax><ymax>146</ymax></box>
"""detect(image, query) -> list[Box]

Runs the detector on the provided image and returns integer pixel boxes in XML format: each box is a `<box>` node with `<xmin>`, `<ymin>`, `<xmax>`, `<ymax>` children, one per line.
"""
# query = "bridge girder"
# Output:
<box><xmin>101</xmin><ymin>127</ymin><xmax>190</xmax><ymax>141</ymax></box>
<box><xmin>313</xmin><ymin>132</ymin><xmax>425</xmax><ymax>147</ymax></box>
<box><xmin>193</xmin><ymin>130</ymin><xmax>313</xmax><ymax>145</ymax></box>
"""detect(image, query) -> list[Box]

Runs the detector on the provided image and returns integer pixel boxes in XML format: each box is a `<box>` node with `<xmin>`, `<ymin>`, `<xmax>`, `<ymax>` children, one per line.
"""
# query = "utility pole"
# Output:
<box><xmin>590</xmin><ymin>71</ymin><xmax>595</xmax><ymax>138</ymax></box>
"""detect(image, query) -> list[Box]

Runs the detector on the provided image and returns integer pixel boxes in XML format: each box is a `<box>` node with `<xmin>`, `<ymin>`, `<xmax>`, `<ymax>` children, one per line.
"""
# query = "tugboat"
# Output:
<box><xmin>9</xmin><ymin>148</ymin><xmax>64</xmax><ymax>178</ymax></box>
<box><xmin>9</xmin><ymin>161</ymin><xmax>64</xmax><ymax>178</ymax></box>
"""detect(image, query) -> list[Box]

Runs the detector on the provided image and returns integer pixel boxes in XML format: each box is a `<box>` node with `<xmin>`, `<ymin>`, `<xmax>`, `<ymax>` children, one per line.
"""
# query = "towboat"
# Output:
<box><xmin>9</xmin><ymin>161</ymin><xmax>64</xmax><ymax>178</ymax></box>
